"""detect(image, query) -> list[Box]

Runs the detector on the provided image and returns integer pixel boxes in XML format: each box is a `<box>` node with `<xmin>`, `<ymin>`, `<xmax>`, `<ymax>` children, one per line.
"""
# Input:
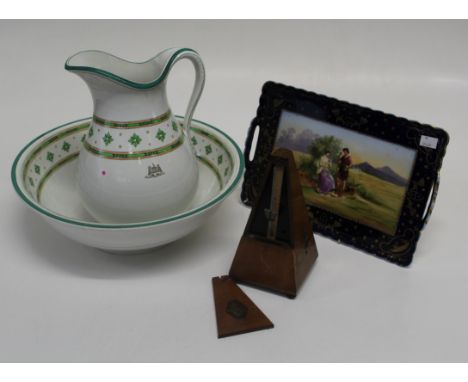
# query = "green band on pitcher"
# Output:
<box><xmin>92</xmin><ymin>110</ymin><xmax>171</xmax><ymax>128</ymax></box>
<box><xmin>83</xmin><ymin>134</ymin><xmax>184</xmax><ymax>159</ymax></box>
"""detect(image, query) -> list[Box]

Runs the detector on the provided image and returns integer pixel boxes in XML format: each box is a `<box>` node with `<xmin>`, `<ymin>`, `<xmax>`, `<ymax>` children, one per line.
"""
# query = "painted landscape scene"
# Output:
<box><xmin>275</xmin><ymin>111</ymin><xmax>417</xmax><ymax>235</ymax></box>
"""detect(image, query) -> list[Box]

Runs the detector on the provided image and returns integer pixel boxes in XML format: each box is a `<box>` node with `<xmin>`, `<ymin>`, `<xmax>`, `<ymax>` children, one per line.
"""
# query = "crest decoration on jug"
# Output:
<box><xmin>145</xmin><ymin>163</ymin><xmax>165</xmax><ymax>179</ymax></box>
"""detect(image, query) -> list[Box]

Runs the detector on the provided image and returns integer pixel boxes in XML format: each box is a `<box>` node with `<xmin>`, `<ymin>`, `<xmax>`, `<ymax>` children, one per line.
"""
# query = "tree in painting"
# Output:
<box><xmin>299</xmin><ymin>135</ymin><xmax>342</xmax><ymax>179</ymax></box>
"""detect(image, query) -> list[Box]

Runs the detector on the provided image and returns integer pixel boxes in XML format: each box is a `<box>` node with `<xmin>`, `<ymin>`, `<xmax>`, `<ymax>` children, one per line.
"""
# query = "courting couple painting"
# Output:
<box><xmin>317</xmin><ymin>148</ymin><xmax>352</xmax><ymax>197</ymax></box>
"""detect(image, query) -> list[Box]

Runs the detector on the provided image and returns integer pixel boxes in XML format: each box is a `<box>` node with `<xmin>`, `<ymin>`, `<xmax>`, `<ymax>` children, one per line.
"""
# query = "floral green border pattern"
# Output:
<box><xmin>11</xmin><ymin>117</ymin><xmax>244</xmax><ymax>229</ymax></box>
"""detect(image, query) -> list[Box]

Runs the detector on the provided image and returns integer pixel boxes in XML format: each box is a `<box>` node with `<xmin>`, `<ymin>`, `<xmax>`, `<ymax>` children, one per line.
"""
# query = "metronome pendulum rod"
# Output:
<box><xmin>266</xmin><ymin>163</ymin><xmax>285</xmax><ymax>240</ymax></box>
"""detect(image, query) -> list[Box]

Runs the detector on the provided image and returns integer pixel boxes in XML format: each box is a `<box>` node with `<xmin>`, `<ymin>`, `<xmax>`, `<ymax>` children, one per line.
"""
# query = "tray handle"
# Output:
<box><xmin>421</xmin><ymin>173</ymin><xmax>440</xmax><ymax>230</ymax></box>
<box><xmin>244</xmin><ymin>117</ymin><xmax>259</xmax><ymax>172</ymax></box>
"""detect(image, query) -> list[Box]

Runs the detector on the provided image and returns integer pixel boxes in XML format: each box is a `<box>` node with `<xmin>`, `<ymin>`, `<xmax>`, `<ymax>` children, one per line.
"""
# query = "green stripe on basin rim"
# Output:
<box><xmin>11</xmin><ymin>116</ymin><xmax>244</xmax><ymax>229</ymax></box>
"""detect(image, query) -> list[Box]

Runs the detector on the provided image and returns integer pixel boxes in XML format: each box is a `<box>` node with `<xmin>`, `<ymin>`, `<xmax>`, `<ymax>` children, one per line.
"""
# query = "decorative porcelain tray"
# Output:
<box><xmin>12</xmin><ymin>116</ymin><xmax>244</xmax><ymax>253</ymax></box>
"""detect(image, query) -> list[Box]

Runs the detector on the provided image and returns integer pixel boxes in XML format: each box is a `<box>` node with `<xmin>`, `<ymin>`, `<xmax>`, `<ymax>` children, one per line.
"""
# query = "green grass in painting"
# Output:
<box><xmin>292</xmin><ymin>150</ymin><xmax>406</xmax><ymax>235</ymax></box>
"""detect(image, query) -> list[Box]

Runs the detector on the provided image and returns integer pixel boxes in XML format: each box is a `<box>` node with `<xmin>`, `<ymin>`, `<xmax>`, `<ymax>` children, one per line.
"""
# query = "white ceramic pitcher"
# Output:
<box><xmin>65</xmin><ymin>48</ymin><xmax>205</xmax><ymax>223</ymax></box>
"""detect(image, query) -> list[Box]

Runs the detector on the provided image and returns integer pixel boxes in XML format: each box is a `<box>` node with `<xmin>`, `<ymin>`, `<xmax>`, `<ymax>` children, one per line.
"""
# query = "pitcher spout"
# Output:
<box><xmin>65</xmin><ymin>48</ymin><xmax>199</xmax><ymax>89</ymax></box>
<box><xmin>65</xmin><ymin>47</ymin><xmax>205</xmax><ymax>135</ymax></box>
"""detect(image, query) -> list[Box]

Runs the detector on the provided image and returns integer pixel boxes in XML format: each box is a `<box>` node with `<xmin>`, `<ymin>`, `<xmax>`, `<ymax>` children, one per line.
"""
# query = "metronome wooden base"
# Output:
<box><xmin>229</xmin><ymin>235</ymin><xmax>317</xmax><ymax>298</ymax></box>
<box><xmin>229</xmin><ymin>148</ymin><xmax>318</xmax><ymax>298</ymax></box>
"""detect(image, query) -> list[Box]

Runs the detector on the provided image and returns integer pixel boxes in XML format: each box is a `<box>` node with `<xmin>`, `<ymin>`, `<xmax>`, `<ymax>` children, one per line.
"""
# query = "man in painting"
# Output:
<box><xmin>317</xmin><ymin>151</ymin><xmax>335</xmax><ymax>195</ymax></box>
<box><xmin>336</xmin><ymin>148</ymin><xmax>352</xmax><ymax>196</ymax></box>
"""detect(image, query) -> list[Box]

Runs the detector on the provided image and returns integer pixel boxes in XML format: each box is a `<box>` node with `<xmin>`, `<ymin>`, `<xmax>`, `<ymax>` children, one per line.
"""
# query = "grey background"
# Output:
<box><xmin>1</xmin><ymin>20</ymin><xmax>467</xmax><ymax>362</ymax></box>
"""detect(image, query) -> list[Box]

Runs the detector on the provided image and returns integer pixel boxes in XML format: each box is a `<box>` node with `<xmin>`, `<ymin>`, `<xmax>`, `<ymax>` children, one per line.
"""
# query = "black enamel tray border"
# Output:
<box><xmin>241</xmin><ymin>81</ymin><xmax>449</xmax><ymax>266</ymax></box>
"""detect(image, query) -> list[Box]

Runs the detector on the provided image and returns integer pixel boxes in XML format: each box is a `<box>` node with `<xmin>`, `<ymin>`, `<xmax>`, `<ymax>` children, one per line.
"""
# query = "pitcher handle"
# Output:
<box><xmin>166</xmin><ymin>48</ymin><xmax>205</xmax><ymax>144</ymax></box>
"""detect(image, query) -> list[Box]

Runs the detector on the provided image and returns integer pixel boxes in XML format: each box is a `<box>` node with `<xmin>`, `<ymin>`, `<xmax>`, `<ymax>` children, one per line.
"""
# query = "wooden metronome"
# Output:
<box><xmin>229</xmin><ymin>148</ymin><xmax>318</xmax><ymax>298</ymax></box>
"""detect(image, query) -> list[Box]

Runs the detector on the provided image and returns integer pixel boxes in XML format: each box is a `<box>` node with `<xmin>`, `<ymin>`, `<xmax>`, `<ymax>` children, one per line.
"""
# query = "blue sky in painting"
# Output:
<box><xmin>277</xmin><ymin>110</ymin><xmax>416</xmax><ymax>180</ymax></box>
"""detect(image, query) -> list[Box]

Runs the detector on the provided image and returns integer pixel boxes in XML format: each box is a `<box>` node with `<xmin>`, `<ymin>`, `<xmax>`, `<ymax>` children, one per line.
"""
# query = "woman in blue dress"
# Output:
<box><xmin>317</xmin><ymin>151</ymin><xmax>335</xmax><ymax>194</ymax></box>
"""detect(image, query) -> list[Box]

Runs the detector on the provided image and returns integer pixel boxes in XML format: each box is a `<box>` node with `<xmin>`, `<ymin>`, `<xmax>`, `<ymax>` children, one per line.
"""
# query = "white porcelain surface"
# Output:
<box><xmin>12</xmin><ymin>116</ymin><xmax>244</xmax><ymax>252</ymax></box>
<box><xmin>5</xmin><ymin>20</ymin><xmax>467</xmax><ymax>364</ymax></box>
<box><xmin>65</xmin><ymin>48</ymin><xmax>206</xmax><ymax>223</ymax></box>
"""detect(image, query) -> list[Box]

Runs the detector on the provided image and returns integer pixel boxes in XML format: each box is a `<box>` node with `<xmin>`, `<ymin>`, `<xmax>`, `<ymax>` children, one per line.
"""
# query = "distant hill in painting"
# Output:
<box><xmin>352</xmin><ymin>162</ymin><xmax>408</xmax><ymax>187</ymax></box>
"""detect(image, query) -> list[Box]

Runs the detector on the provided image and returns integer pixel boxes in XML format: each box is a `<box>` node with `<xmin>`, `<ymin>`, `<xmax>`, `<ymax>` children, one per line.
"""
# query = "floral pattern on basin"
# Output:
<box><xmin>21</xmin><ymin>118</ymin><xmax>235</xmax><ymax>204</ymax></box>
